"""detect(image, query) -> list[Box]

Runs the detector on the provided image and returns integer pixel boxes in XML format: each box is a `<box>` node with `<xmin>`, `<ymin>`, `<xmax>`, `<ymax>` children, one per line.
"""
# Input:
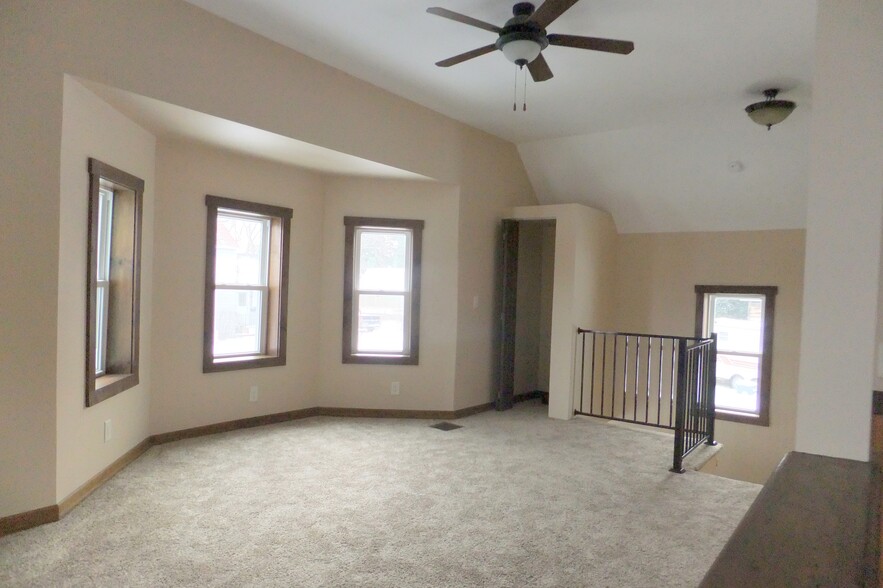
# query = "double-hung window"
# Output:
<box><xmin>204</xmin><ymin>195</ymin><xmax>292</xmax><ymax>372</ymax></box>
<box><xmin>86</xmin><ymin>158</ymin><xmax>144</xmax><ymax>406</ymax></box>
<box><xmin>695</xmin><ymin>285</ymin><xmax>777</xmax><ymax>426</ymax></box>
<box><xmin>343</xmin><ymin>217</ymin><xmax>423</xmax><ymax>365</ymax></box>
<box><xmin>94</xmin><ymin>186</ymin><xmax>114</xmax><ymax>376</ymax></box>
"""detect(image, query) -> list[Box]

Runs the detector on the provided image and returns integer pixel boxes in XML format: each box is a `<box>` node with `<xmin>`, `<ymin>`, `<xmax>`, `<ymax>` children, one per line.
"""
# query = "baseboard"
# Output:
<box><xmin>453</xmin><ymin>402</ymin><xmax>495</xmax><ymax>418</ymax></box>
<box><xmin>514</xmin><ymin>390</ymin><xmax>546</xmax><ymax>404</ymax></box>
<box><xmin>58</xmin><ymin>438</ymin><xmax>153</xmax><ymax>518</ymax></box>
<box><xmin>150</xmin><ymin>407</ymin><xmax>322</xmax><ymax>445</ymax></box>
<box><xmin>1</xmin><ymin>400</ymin><xmax>498</xmax><ymax>535</ymax></box>
<box><xmin>317</xmin><ymin>404</ymin><xmax>495</xmax><ymax>420</ymax></box>
<box><xmin>0</xmin><ymin>504</ymin><xmax>59</xmax><ymax>537</ymax></box>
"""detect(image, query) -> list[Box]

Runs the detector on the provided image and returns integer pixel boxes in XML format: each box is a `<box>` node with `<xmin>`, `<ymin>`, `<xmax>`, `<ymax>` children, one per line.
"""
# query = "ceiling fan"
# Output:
<box><xmin>427</xmin><ymin>0</ymin><xmax>634</xmax><ymax>82</ymax></box>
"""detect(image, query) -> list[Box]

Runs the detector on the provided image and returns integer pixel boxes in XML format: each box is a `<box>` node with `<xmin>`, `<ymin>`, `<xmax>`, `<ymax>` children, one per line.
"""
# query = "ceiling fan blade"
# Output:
<box><xmin>547</xmin><ymin>34</ymin><xmax>634</xmax><ymax>54</ymax></box>
<box><xmin>426</xmin><ymin>7</ymin><xmax>502</xmax><ymax>33</ymax></box>
<box><xmin>435</xmin><ymin>44</ymin><xmax>497</xmax><ymax>67</ymax></box>
<box><xmin>527</xmin><ymin>53</ymin><xmax>554</xmax><ymax>82</ymax></box>
<box><xmin>529</xmin><ymin>0</ymin><xmax>580</xmax><ymax>29</ymax></box>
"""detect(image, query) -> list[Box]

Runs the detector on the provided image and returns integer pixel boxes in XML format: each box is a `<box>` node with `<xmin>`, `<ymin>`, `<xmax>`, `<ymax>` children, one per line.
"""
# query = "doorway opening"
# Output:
<box><xmin>498</xmin><ymin>219</ymin><xmax>556</xmax><ymax>410</ymax></box>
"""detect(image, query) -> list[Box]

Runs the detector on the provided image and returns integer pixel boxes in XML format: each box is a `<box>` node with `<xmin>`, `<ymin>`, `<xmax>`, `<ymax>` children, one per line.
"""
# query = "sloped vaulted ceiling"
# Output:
<box><xmin>184</xmin><ymin>0</ymin><xmax>817</xmax><ymax>232</ymax></box>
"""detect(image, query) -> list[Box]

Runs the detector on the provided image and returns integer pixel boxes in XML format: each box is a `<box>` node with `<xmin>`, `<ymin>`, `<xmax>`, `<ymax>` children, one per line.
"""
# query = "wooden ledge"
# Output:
<box><xmin>701</xmin><ymin>451</ymin><xmax>879</xmax><ymax>587</ymax></box>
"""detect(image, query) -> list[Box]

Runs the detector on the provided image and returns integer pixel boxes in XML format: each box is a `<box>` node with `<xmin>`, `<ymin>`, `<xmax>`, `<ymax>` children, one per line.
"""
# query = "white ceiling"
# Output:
<box><xmin>176</xmin><ymin>0</ymin><xmax>818</xmax><ymax>232</ymax></box>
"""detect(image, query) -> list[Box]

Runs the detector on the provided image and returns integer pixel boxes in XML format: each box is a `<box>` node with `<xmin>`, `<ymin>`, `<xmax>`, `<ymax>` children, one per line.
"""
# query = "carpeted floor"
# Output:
<box><xmin>0</xmin><ymin>401</ymin><xmax>760</xmax><ymax>587</ymax></box>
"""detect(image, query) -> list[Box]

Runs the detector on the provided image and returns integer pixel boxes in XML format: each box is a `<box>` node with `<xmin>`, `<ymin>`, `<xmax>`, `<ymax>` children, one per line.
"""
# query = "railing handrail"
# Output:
<box><xmin>577</xmin><ymin>328</ymin><xmax>710</xmax><ymax>345</ymax></box>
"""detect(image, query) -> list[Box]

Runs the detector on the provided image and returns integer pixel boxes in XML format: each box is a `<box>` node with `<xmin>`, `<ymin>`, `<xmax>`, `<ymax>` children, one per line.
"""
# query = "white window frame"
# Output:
<box><xmin>94</xmin><ymin>185</ymin><xmax>114</xmax><ymax>376</ymax></box>
<box><xmin>343</xmin><ymin>217</ymin><xmax>423</xmax><ymax>365</ymax></box>
<box><xmin>212</xmin><ymin>209</ymin><xmax>272</xmax><ymax>359</ymax></box>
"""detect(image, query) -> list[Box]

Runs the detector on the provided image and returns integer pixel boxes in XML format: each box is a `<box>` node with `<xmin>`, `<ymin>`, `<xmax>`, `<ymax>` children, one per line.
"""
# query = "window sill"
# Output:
<box><xmin>342</xmin><ymin>353</ymin><xmax>418</xmax><ymax>366</ymax></box>
<box><xmin>715</xmin><ymin>409</ymin><xmax>769</xmax><ymax>427</ymax></box>
<box><xmin>88</xmin><ymin>373</ymin><xmax>138</xmax><ymax>407</ymax></box>
<box><xmin>203</xmin><ymin>354</ymin><xmax>285</xmax><ymax>373</ymax></box>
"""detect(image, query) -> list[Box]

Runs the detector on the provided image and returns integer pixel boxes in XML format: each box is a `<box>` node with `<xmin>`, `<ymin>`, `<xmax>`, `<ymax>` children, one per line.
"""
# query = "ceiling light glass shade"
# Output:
<box><xmin>745</xmin><ymin>89</ymin><xmax>796</xmax><ymax>130</ymax></box>
<box><xmin>501</xmin><ymin>39</ymin><xmax>542</xmax><ymax>65</ymax></box>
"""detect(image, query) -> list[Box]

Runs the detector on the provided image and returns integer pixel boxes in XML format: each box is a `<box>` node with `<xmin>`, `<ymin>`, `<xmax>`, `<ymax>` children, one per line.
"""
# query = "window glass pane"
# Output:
<box><xmin>215</xmin><ymin>213</ymin><xmax>269</xmax><ymax>286</ymax></box>
<box><xmin>715</xmin><ymin>353</ymin><xmax>760</xmax><ymax>413</ymax></box>
<box><xmin>356</xmin><ymin>294</ymin><xmax>405</xmax><ymax>353</ymax></box>
<box><xmin>358</xmin><ymin>230</ymin><xmax>407</xmax><ymax>291</ymax></box>
<box><xmin>96</xmin><ymin>188</ymin><xmax>113</xmax><ymax>281</ymax></box>
<box><xmin>95</xmin><ymin>285</ymin><xmax>106</xmax><ymax>374</ymax></box>
<box><xmin>709</xmin><ymin>294</ymin><xmax>764</xmax><ymax>353</ymax></box>
<box><xmin>213</xmin><ymin>289</ymin><xmax>264</xmax><ymax>356</ymax></box>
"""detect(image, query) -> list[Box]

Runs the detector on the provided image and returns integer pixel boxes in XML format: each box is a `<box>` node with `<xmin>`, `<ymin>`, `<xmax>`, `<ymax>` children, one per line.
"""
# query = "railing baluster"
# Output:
<box><xmin>633</xmin><ymin>336</ymin><xmax>640</xmax><ymax>422</ymax></box>
<box><xmin>578</xmin><ymin>332</ymin><xmax>587</xmax><ymax>414</ymax></box>
<box><xmin>622</xmin><ymin>335</ymin><xmax>629</xmax><ymax>420</ymax></box>
<box><xmin>645</xmin><ymin>336</ymin><xmax>652</xmax><ymax>425</ymax></box>
<box><xmin>669</xmin><ymin>341</ymin><xmax>676</xmax><ymax>428</ymax></box>
<box><xmin>574</xmin><ymin>329</ymin><xmax>717</xmax><ymax>473</ymax></box>
<box><xmin>657</xmin><ymin>337</ymin><xmax>664</xmax><ymax>427</ymax></box>
<box><xmin>600</xmin><ymin>333</ymin><xmax>607</xmax><ymax>417</ymax></box>
<box><xmin>592</xmin><ymin>333</ymin><xmax>596</xmax><ymax>411</ymax></box>
<box><xmin>611</xmin><ymin>335</ymin><xmax>617</xmax><ymax>419</ymax></box>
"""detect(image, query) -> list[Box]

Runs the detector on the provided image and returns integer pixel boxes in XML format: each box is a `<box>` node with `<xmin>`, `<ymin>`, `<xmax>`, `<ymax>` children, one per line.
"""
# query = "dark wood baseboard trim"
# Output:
<box><xmin>453</xmin><ymin>402</ymin><xmax>495</xmax><ymax>418</ymax></box>
<box><xmin>0</xmin><ymin>504</ymin><xmax>59</xmax><ymax>537</ymax></box>
<box><xmin>58</xmin><ymin>438</ymin><xmax>153</xmax><ymax>518</ymax></box>
<box><xmin>317</xmin><ymin>407</ymin><xmax>457</xmax><ymax>420</ymax></box>
<box><xmin>150</xmin><ymin>407</ymin><xmax>322</xmax><ymax>445</ymax></box>
<box><xmin>0</xmin><ymin>400</ymin><xmax>501</xmax><ymax>535</ymax></box>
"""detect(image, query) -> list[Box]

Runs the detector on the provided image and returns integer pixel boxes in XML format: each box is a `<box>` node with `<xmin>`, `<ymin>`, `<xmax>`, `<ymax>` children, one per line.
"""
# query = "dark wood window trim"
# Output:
<box><xmin>342</xmin><ymin>216</ymin><xmax>423</xmax><ymax>365</ymax></box>
<box><xmin>203</xmin><ymin>195</ymin><xmax>292</xmax><ymax>373</ymax></box>
<box><xmin>695</xmin><ymin>285</ymin><xmax>778</xmax><ymax>427</ymax></box>
<box><xmin>86</xmin><ymin>158</ymin><xmax>144</xmax><ymax>407</ymax></box>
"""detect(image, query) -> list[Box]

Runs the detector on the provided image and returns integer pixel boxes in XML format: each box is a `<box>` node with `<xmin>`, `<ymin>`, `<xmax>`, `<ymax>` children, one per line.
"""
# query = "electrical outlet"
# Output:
<box><xmin>391</xmin><ymin>382</ymin><xmax>400</xmax><ymax>396</ymax></box>
<box><xmin>103</xmin><ymin>419</ymin><xmax>112</xmax><ymax>443</ymax></box>
<box><xmin>249</xmin><ymin>385</ymin><xmax>259</xmax><ymax>402</ymax></box>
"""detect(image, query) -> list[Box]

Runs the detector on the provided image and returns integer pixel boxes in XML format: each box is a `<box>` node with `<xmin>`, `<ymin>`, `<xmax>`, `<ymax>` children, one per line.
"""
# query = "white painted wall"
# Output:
<box><xmin>509</xmin><ymin>204</ymin><xmax>617</xmax><ymax>419</ymax></box>
<box><xmin>795</xmin><ymin>1</ymin><xmax>883</xmax><ymax>461</ymax></box>
<box><xmin>56</xmin><ymin>77</ymin><xmax>156</xmax><ymax>502</ymax></box>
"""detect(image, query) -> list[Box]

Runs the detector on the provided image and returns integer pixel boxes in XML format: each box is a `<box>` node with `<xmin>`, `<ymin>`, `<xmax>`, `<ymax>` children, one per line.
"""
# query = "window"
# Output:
<box><xmin>695</xmin><ymin>285</ymin><xmax>778</xmax><ymax>426</ymax></box>
<box><xmin>86</xmin><ymin>158</ymin><xmax>144</xmax><ymax>406</ymax></box>
<box><xmin>204</xmin><ymin>195</ymin><xmax>292</xmax><ymax>373</ymax></box>
<box><xmin>343</xmin><ymin>217</ymin><xmax>423</xmax><ymax>365</ymax></box>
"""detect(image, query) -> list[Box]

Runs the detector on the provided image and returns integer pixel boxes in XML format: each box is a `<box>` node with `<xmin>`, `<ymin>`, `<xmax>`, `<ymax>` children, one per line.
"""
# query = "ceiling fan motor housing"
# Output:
<box><xmin>495</xmin><ymin>2</ymin><xmax>549</xmax><ymax>64</ymax></box>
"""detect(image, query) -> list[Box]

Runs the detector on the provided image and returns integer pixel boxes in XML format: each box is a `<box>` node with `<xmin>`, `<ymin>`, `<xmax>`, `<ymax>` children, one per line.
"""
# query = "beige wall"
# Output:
<box><xmin>318</xmin><ymin>177</ymin><xmax>460</xmax><ymax>411</ymax></box>
<box><xmin>537</xmin><ymin>224</ymin><xmax>556</xmax><ymax>392</ymax></box>
<box><xmin>150</xmin><ymin>140</ymin><xmax>325</xmax><ymax>434</ymax></box>
<box><xmin>613</xmin><ymin>230</ymin><xmax>805</xmax><ymax>483</ymax></box>
<box><xmin>55</xmin><ymin>77</ymin><xmax>156</xmax><ymax>502</ymax></box>
<box><xmin>0</xmin><ymin>0</ymin><xmax>534</xmax><ymax>517</ymax></box>
<box><xmin>795</xmin><ymin>0</ymin><xmax>883</xmax><ymax>461</ymax></box>
<box><xmin>509</xmin><ymin>204</ymin><xmax>618</xmax><ymax>419</ymax></box>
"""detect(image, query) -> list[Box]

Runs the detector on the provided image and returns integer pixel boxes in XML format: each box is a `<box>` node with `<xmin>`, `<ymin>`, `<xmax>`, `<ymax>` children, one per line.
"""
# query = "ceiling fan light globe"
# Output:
<box><xmin>501</xmin><ymin>39</ymin><xmax>542</xmax><ymax>64</ymax></box>
<box><xmin>745</xmin><ymin>100</ymin><xmax>796</xmax><ymax>129</ymax></box>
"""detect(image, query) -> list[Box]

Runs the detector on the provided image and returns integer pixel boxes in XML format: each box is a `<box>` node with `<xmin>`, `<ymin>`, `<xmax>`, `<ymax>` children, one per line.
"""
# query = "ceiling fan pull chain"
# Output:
<box><xmin>523</xmin><ymin>68</ymin><xmax>528</xmax><ymax>111</ymax></box>
<box><xmin>513</xmin><ymin>65</ymin><xmax>518</xmax><ymax>111</ymax></box>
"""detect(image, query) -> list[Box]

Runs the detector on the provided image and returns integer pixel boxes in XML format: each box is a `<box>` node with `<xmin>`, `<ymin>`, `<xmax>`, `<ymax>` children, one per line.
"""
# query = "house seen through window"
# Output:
<box><xmin>695</xmin><ymin>285</ymin><xmax>777</xmax><ymax>426</ymax></box>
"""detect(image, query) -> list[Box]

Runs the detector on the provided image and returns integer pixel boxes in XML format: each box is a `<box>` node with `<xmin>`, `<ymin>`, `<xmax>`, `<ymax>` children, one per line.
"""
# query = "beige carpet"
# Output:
<box><xmin>0</xmin><ymin>401</ymin><xmax>760</xmax><ymax>587</ymax></box>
